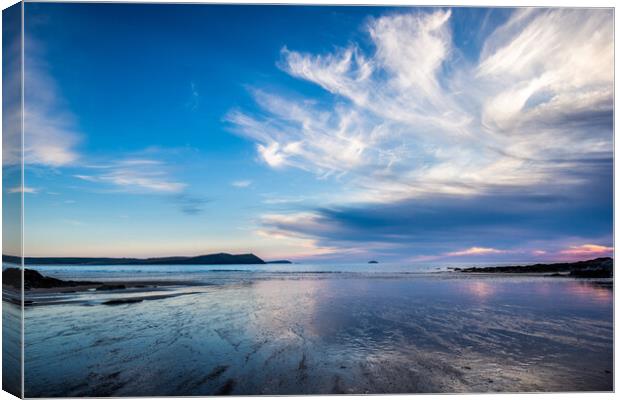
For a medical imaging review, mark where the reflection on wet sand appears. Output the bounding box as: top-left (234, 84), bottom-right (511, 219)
top-left (460, 281), bottom-right (496, 299)
top-left (565, 280), bottom-right (613, 304)
top-left (24, 275), bottom-right (612, 396)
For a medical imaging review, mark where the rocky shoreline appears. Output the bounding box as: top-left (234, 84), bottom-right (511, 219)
top-left (3, 267), bottom-right (100, 290)
top-left (455, 257), bottom-right (613, 278)
top-left (2, 268), bottom-right (204, 307)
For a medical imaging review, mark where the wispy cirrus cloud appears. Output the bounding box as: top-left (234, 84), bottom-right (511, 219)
top-left (74, 159), bottom-right (186, 193)
top-left (73, 154), bottom-right (211, 215)
top-left (231, 180), bottom-right (252, 188)
top-left (7, 186), bottom-right (38, 194)
top-left (228, 9), bottom-right (612, 203)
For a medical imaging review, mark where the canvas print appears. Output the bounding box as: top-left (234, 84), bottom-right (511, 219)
top-left (2, 3), bottom-right (614, 397)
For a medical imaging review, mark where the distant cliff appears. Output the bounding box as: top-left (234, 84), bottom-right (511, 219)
top-left (2, 252), bottom-right (266, 266)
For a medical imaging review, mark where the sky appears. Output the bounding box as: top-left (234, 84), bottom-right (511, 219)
top-left (7, 4), bottom-right (613, 263)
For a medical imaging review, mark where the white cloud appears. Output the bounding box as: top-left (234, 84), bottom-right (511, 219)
top-left (257, 142), bottom-right (287, 168)
top-left (231, 180), bottom-right (252, 188)
top-left (75, 159), bottom-right (186, 193)
top-left (228, 9), bottom-right (612, 204)
top-left (369, 9), bottom-right (451, 98)
top-left (445, 246), bottom-right (505, 257)
top-left (7, 186), bottom-right (38, 194)
top-left (261, 194), bottom-right (306, 205)
top-left (477, 9), bottom-right (613, 163)
top-left (281, 45), bottom-right (372, 106)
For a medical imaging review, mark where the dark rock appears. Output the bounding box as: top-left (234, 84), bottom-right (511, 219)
top-left (102, 298), bottom-right (144, 305)
top-left (96, 284), bottom-right (126, 291)
top-left (2, 268), bottom-right (100, 290)
top-left (458, 257), bottom-right (612, 278)
top-left (2, 267), bottom-right (23, 289)
top-left (570, 268), bottom-right (612, 278)
top-left (368, 260), bottom-right (379, 264)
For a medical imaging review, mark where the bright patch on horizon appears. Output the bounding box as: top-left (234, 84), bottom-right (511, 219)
top-left (446, 247), bottom-right (505, 257)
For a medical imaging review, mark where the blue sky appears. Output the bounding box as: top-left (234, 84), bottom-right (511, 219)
top-left (12, 4), bottom-right (613, 263)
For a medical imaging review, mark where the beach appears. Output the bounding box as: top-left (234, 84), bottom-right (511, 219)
top-left (6, 263), bottom-right (612, 396)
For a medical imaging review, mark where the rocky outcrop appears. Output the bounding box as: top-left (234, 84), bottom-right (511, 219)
top-left (2, 268), bottom-right (100, 290)
top-left (457, 257), bottom-right (612, 278)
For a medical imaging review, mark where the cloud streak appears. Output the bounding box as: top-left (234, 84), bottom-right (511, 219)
top-left (75, 159), bottom-right (187, 193)
top-left (231, 180), bottom-right (252, 188)
top-left (559, 244), bottom-right (613, 257)
top-left (7, 186), bottom-right (38, 194)
top-left (173, 194), bottom-right (211, 215)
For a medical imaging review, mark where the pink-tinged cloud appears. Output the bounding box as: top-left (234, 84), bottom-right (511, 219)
top-left (559, 244), bottom-right (613, 257)
top-left (446, 246), bottom-right (505, 257)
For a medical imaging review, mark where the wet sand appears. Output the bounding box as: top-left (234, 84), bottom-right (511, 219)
top-left (18, 272), bottom-right (613, 396)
